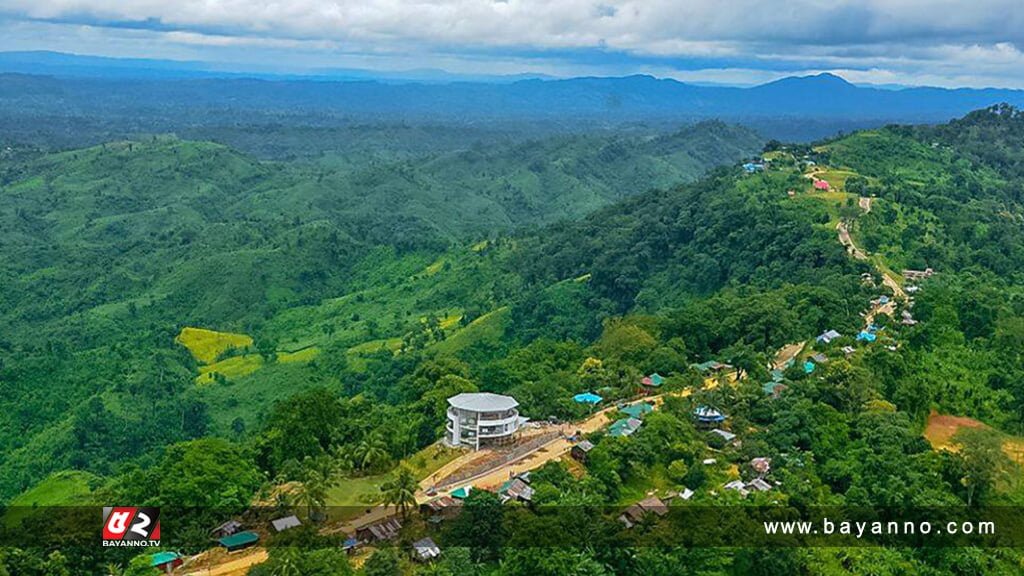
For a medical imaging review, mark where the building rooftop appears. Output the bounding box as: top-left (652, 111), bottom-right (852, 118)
top-left (150, 552), bottom-right (181, 567)
top-left (448, 392), bottom-right (518, 412)
top-left (413, 537), bottom-right (441, 561)
top-left (219, 531), bottom-right (259, 549)
top-left (271, 515), bottom-right (302, 532)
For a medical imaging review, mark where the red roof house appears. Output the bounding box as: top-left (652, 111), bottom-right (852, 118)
top-left (813, 179), bottom-right (831, 191)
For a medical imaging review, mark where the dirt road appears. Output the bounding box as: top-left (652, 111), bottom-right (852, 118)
top-left (773, 342), bottom-right (805, 370)
top-left (182, 548), bottom-right (268, 576)
top-left (427, 371), bottom-right (737, 492)
top-left (837, 221), bottom-right (868, 260)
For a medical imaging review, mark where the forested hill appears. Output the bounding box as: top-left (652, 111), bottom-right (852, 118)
top-left (4, 105), bottom-right (1024, 572)
top-left (0, 121), bottom-right (760, 499)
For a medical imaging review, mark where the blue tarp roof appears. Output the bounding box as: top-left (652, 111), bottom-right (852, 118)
top-left (857, 331), bottom-right (877, 342)
top-left (150, 552), bottom-right (180, 567)
top-left (804, 361), bottom-right (816, 374)
top-left (694, 406), bottom-right (726, 423)
top-left (573, 392), bottom-right (603, 404)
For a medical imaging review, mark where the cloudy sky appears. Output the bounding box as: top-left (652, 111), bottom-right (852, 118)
top-left (2, 0), bottom-right (1024, 87)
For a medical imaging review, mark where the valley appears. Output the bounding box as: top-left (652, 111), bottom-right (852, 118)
top-left (3, 100), bottom-right (1024, 575)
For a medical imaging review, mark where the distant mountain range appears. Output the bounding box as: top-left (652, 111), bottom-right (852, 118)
top-left (3, 51), bottom-right (1024, 141)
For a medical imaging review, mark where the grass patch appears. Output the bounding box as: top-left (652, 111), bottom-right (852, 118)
top-left (325, 444), bottom-right (462, 521)
top-left (432, 307), bottom-right (509, 356)
top-left (5, 471), bottom-right (100, 527)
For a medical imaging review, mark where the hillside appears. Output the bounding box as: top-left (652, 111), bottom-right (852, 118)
top-left (4, 108), bottom-right (1024, 576)
top-left (0, 122), bottom-right (760, 500)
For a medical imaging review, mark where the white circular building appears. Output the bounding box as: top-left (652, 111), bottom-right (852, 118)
top-left (445, 392), bottom-right (526, 450)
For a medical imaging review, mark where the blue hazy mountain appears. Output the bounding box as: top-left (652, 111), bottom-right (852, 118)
top-left (3, 52), bottom-right (1024, 141)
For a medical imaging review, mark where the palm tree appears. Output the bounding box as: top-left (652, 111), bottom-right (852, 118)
top-left (270, 548), bottom-right (303, 576)
top-left (354, 433), bottom-right (390, 471)
top-left (298, 470), bottom-right (329, 523)
top-left (381, 466), bottom-right (419, 519)
top-left (104, 563), bottom-right (125, 576)
top-left (274, 490), bottom-right (295, 516)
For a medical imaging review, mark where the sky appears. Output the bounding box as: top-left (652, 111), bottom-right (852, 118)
top-left (2, 0), bottom-right (1024, 87)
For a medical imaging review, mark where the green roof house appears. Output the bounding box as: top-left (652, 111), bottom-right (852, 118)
top-left (150, 551), bottom-right (183, 572)
top-left (608, 417), bottom-right (643, 437)
top-left (218, 531), bottom-right (259, 552)
top-left (620, 403), bottom-right (654, 419)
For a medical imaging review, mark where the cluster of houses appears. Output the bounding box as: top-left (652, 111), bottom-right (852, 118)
top-left (609, 402), bottom-right (655, 437)
top-left (902, 268), bottom-right (935, 282)
top-left (692, 360), bottom-right (733, 375)
top-left (745, 156), bottom-right (770, 172)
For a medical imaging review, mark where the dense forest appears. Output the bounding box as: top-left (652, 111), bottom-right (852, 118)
top-left (3, 105), bottom-right (1024, 575)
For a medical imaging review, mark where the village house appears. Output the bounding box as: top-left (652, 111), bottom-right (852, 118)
top-left (271, 515), bottom-right (301, 533)
top-left (667, 488), bottom-right (694, 502)
top-left (816, 329), bottom-right (841, 344)
top-left (420, 495), bottom-right (463, 520)
top-left (620, 402), bottom-right (654, 420)
top-left (412, 537), bottom-right (442, 562)
top-left (571, 439), bottom-right (595, 462)
top-left (723, 480), bottom-right (749, 497)
top-left (710, 428), bottom-right (737, 443)
top-left (813, 179), bottom-right (831, 190)
top-left (725, 478), bottom-right (772, 497)
top-left (750, 457), bottom-right (771, 476)
top-left (218, 531), bottom-right (259, 553)
top-left (609, 417), bottom-right (643, 437)
top-left (445, 392), bottom-right (525, 450)
top-left (573, 392), bottom-right (603, 405)
top-left (641, 373), bottom-right (665, 389)
top-left (902, 268), bottom-right (935, 281)
top-left (694, 406), bottom-right (726, 427)
top-left (692, 360), bottom-right (732, 375)
top-left (748, 478), bottom-right (773, 492)
top-left (210, 519), bottom-right (243, 538)
top-left (150, 552), bottom-right (183, 574)
top-left (357, 518), bottom-right (402, 543)
top-left (499, 477), bottom-right (535, 504)
top-left (618, 496), bottom-right (669, 528)
top-left (763, 380), bottom-right (788, 397)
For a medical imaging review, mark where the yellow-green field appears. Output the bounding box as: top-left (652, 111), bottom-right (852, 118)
top-left (279, 347), bottom-right (321, 363)
top-left (422, 258), bottom-right (446, 276)
top-left (176, 327), bottom-right (253, 364)
top-left (197, 355), bottom-right (263, 384)
top-left (438, 313), bottom-right (464, 330)
top-left (196, 348), bottom-right (321, 384)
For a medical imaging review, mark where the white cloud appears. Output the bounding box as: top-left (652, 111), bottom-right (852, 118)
top-left (2, 1), bottom-right (1024, 87)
